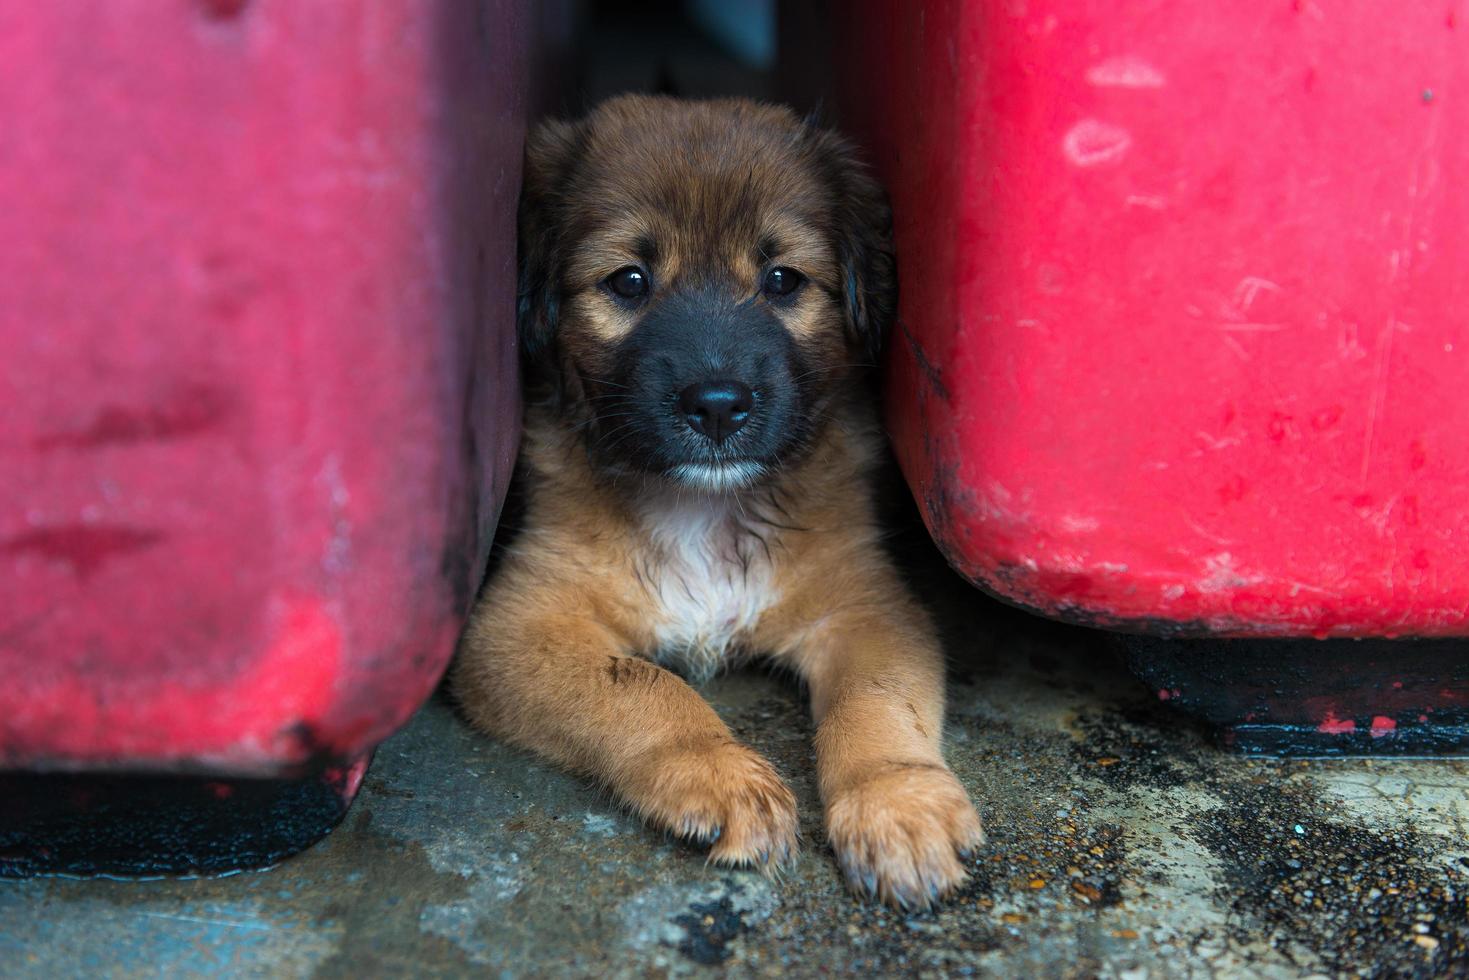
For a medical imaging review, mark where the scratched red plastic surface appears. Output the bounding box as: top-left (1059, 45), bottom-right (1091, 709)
top-left (836, 1), bottom-right (1469, 637)
top-left (0, 1), bottom-right (527, 771)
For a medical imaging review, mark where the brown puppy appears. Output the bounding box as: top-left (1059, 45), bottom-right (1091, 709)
top-left (453, 95), bottom-right (983, 909)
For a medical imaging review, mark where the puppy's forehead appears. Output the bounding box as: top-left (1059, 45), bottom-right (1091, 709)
top-left (575, 102), bottom-right (833, 247)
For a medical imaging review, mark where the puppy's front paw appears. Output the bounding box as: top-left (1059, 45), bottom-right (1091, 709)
top-left (825, 763), bottom-right (984, 910)
top-left (628, 737), bottom-right (799, 872)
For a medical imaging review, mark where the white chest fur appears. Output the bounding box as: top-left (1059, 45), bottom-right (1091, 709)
top-left (637, 493), bottom-right (780, 684)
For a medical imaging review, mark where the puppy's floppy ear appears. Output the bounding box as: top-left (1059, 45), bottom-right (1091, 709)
top-left (517, 118), bottom-right (585, 361)
top-left (807, 127), bottom-right (897, 361)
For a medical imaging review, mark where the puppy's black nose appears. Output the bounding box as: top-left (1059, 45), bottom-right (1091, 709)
top-left (678, 380), bottom-right (753, 444)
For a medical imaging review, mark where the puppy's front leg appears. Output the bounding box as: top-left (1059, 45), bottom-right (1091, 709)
top-left (787, 602), bottom-right (984, 908)
top-left (453, 586), bottom-right (798, 870)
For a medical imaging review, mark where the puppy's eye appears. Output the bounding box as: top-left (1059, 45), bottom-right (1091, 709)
top-left (605, 266), bottom-right (649, 301)
top-left (762, 267), bottom-right (805, 299)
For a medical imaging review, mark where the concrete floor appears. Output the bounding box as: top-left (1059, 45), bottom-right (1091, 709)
top-left (4, 558), bottom-right (1468, 979)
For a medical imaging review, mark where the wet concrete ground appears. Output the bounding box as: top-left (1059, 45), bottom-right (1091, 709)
top-left (4, 552), bottom-right (1467, 979)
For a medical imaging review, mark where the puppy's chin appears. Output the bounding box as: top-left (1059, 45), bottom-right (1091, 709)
top-left (666, 460), bottom-right (769, 493)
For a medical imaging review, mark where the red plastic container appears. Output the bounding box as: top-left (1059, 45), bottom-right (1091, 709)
top-left (831, 0), bottom-right (1469, 640)
top-left (0, 0), bottom-right (539, 872)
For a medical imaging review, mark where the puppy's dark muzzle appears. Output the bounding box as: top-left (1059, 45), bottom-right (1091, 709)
top-left (589, 288), bottom-right (812, 480)
top-left (678, 380), bottom-right (753, 444)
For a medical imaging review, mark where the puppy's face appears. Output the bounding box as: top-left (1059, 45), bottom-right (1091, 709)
top-left (519, 97), bottom-right (894, 491)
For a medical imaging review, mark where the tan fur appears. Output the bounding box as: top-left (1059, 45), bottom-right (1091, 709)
top-left (452, 96), bottom-right (983, 910)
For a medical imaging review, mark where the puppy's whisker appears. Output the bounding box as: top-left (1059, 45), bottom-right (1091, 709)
top-left (573, 410), bottom-right (639, 433)
top-left (593, 429), bottom-right (657, 462)
top-left (592, 415), bottom-right (645, 441)
top-left (789, 361), bottom-right (875, 386)
top-left (591, 421), bottom-right (645, 452)
top-left (574, 411), bottom-right (643, 439)
top-left (589, 428), bottom-right (643, 453)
